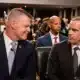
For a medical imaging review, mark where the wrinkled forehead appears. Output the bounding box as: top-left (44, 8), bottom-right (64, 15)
top-left (69, 21), bottom-right (80, 30)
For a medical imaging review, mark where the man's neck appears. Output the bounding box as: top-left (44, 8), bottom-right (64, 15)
top-left (4, 30), bottom-right (17, 41)
top-left (50, 30), bottom-right (59, 36)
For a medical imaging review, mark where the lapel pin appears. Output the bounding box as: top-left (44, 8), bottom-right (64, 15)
top-left (19, 45), bottom-right (22, 48)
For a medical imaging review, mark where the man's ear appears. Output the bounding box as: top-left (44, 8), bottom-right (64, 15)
top-left (48, 20), bottom-right (52, 29)
top-left (11, 20), bottom-right (17, 30)
top-left (48, 23), bottom-right (51, 29)
top-left (5, 19), bottom-right (8, 26)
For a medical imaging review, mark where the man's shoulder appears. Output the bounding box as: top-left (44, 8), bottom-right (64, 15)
top-left (59, 40), bottom-right (68, 44)
top-left (18, 40), bottom-right (34, 48)
top-left (37, 33), bottom-right (50, 40)
top-left (54, 40), bottom-right (68, 48)
top-left (50, 40), bottom-right (68, 54)
top-left (60, 34), bottom-right (68, 39)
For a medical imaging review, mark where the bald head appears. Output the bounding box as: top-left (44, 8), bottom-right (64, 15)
top-left (49, 15), bottom-right (61, 25)
top-left (49, 15), bottom-right (60, 22)
top-left (48, 15), bottom-right (61, 35)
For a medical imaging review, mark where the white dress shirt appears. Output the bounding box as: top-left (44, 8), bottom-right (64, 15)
top-left (49, 31), bottom-right (60, 45)
top-left (3, 32), bottom-right (18, 57)
top-left (72, 45), bottom-right (80, 66)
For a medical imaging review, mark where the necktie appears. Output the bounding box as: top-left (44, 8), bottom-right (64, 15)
top-left (8, 42), bottom-right (17, 74)
top-left (73, 47), bottom-right (79, 74)
top-left (54, 37), bottom-right (58, 44)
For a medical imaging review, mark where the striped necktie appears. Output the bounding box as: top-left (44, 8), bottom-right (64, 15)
top-left (54, 37), bottom-right (58, 44)
top-left (73, 47), bottom-right (80, 74)
top-left (8, 41), bottom-right (17, 74)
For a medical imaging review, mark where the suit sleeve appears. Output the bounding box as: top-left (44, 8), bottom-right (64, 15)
top-left (25, 47), bottom-right (36, 80)
top-left (36, 38), bottom-right (44, 47)
top-left (47, 45), bottom-right (60, 80)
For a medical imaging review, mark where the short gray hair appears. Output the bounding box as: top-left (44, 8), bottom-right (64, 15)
top-left (7, 8), bottom-right (32, 21)
top-left (71, 16), bottom-right (80, 22)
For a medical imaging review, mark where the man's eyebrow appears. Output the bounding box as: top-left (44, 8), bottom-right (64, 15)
top-left (69, 28), bottom-right (80, 31)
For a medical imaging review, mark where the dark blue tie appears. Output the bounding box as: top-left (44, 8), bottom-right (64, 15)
top-left (73, 47), bottom-right (79, 73)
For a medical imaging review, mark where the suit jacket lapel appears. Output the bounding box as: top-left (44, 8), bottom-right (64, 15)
top-left (68, 42), bottom-right (80, 77)
top-left (59, 34), bottom-right (66, 41)
top-left (68, 42), bottom-right (73, 67)
top-left (46, 33), bottom-right (52, 46)
top-left (76, 65), bottom-right (80, 77)
top-left (60, 41), bottom-right (73, 77)
top-left (67, 42), bottom-right (74, 75)
top-left (0, 33), bottom-right (9, 76)
top-left (11, 41), bottom-right (28, 75)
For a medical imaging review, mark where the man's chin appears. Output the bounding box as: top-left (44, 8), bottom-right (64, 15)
top-left (20, 37), bottom-right (27, 40)
top-left (54, 31), bottom-right (59, 35)
top-left (68, 40), bottom-right (76, 44)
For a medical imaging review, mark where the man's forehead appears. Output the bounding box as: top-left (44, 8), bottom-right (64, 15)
top-left (70, 21), bottom-right (80, 24)
top-left (70, 21), bottom-right (80, 27)
top-left (50, 18), bottom-right (61, 23)
top-left (69, 21), bottom-right (80, 29)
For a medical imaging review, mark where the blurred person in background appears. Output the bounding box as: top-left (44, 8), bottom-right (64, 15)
top-left (36, 17), bottom-right (50, 38)
top-left (33, 17), bottom-right (41, 33)
top-left (27, 17), bottom-right (42, 41)
top-left (60, 18), bottom-right (69, 36)
top-left (0, 17), bottom-right (6, 32)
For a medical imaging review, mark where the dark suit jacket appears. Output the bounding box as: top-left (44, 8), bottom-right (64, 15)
top-left (0, 33), bottom-right (36, 80)
top-left (36, 33), bottom-right (68, 47)
top-left (36, 33), bottom-right (67, 80)
top-left (47, 40), bottom-right (80, 80)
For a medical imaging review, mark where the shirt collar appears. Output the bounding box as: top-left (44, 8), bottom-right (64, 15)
top-left (49, 31), bottom-right (59, 39)
top-left (3, 32), bottom-right (13, 47)
top-left (72, 45), bottom-right (80, 50)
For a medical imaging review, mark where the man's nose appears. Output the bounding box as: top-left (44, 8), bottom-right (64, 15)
top-left (27, 27), bottom-right (30, 33)
top-left (68, 29), bottom-right (73, 35)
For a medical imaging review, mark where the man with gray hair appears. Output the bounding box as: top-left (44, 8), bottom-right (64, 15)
top-left (0, 8), bottom-right (36, 80)
top-left (47, 16), bottom-right (80, 80)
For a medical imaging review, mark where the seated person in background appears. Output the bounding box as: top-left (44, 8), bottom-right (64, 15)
top-left (36, 17), bottom-right (50, 39)
top-left (60, 18), bottom-right (69, 36)
top-left (0, 18), bottom-right (6, 32)
top-left (36, 15), bottom-right (67, 47)
top-left (47, 16), bottom-right (80, 80)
